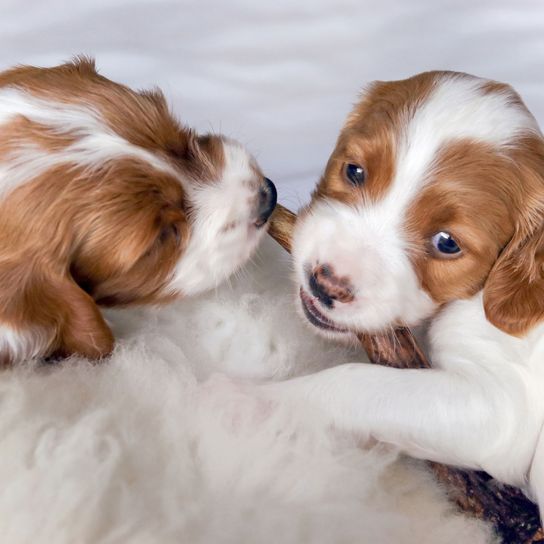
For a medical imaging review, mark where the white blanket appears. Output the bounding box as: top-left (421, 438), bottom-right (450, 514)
top-left (0, 239), bottom-right (492, 543)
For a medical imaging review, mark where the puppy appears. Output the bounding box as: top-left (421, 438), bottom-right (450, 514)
top-left (274, 72), bottom-right (544, 514)
top-left (0, 58), bottom-right (276, 365)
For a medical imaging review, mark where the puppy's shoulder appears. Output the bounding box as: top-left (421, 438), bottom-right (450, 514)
top-left (428, 293), bottom-right (535, 370)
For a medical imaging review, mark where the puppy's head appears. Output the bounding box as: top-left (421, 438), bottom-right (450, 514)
top-left (294, 71), bottom-right (544, 340)
top-left (0, 59), bottom-right (276, 362)
top-left (68, 133), bottom-right (276, 306)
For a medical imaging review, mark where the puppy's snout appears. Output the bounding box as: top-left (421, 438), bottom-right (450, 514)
top-left (309, 264), bottom-right (355, 308)
top-left (255, 177), bottom-right (277, 227)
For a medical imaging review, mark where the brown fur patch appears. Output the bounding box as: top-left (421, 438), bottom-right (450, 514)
top-left (0, 58), bottom-right (225, 182)
top-left (0, 117), bottom-right (78, 155)
top-left (405, 140), bottom-right (519, 304)
top-left (313, 71), bottom-right (439, 205)
top-left (482, 136), bottom-right (544, 335)
top-left (308, 70), bottom-right (544, 336)
top-left (0, 157), bottom-right (188, 360)
top-left (404, 133), bottom-right (544, 335)
top-left (0, 58), bottom-right (230, 361)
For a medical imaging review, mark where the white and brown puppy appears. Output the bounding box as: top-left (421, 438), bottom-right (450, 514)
top-left (0, 58), bottom-right (276, 365)
top-left (273, 72), bottom-right (544, 514)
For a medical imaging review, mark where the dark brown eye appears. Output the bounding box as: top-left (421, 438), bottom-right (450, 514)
top-left (344, 163), bottom-right (366, 186)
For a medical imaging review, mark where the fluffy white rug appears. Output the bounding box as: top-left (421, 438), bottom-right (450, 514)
top-left (0, 238), bottom-right (493, 543)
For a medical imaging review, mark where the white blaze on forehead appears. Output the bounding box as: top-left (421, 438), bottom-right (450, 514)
top-left (0, 87), bottom-right (187, 198)
top-left (380, 73), bottom-right (541, 221)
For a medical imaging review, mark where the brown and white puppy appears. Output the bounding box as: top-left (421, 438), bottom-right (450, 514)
top-left (270, 72), bottom-right (544, 517)
top-left (0, 58), bottom-right (276, 365)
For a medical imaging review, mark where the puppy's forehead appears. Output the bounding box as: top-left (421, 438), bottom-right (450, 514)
top-left (342, 71), bottom-right (539, 211)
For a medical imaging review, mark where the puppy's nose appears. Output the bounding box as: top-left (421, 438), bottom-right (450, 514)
top-left (255, 177), bottom-right (277, 227)
top-left (309, 264), bottom-right (354, 308)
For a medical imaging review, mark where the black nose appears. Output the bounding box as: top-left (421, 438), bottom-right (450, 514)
top-left (255, 177), bottom-right (277, 227)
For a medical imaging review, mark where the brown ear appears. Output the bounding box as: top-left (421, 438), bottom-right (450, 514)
top-left (70, 162), bottom-right (188, 307)
top-left (483, 219), bottom-right (544, 336)
top-left (0, 266), bottom-right (114, 364)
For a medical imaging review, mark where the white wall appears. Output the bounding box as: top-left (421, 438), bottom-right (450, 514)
top-left (1, 0), bottom-right (543, 208)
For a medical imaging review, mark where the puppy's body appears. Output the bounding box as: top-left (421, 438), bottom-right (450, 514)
top-left (275, 72), bottom-right (544, 513)
top-left (0, 59), bottom-right (276, 364)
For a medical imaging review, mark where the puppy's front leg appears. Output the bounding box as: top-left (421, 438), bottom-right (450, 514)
top-left (268, 362), bottom-right (532, 485)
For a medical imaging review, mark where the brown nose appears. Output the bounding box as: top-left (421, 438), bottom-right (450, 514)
top-left (309, 264), bottom-right (354, 308)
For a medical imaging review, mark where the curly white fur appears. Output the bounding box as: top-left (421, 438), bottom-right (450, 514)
top-left (0, 239), bottom-right (491, 544)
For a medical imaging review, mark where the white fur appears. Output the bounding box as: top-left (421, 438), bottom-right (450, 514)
top-left (0, 324), bottom-right (50, 363)
top-left (0, 87), bottom-right (268, 354)
top-left (390, 74), bottom-right (539, 217)
top-left (270, 296), bottom-right (544, 490)
top-left (0, 239), bottom-right (491, 543)
top-left (0, 88), bottom-right (187, 197)
top-left (285, 72), bottom-right (544, 520)
top-left (168, 139), bottom-right (268, 296)
top-left (294, 73), bottom-right (541, 333)
top-left (293, 199), bottom-right (436, 332)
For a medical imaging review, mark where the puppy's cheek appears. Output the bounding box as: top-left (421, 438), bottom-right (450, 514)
top-left (166, 217), bottom-right (267, 297)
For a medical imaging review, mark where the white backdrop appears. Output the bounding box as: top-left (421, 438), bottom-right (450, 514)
top-left (2, 0), bottom-right (543, 210)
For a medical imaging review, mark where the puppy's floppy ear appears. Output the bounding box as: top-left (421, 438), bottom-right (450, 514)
top-left (0, 264), bottom-right (114, 364)
top-left (483, 201), bottom-right (544, 337)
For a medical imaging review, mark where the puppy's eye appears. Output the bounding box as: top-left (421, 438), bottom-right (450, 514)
top-left (160, 224), bottom-right (181, 245)
top-left (171, 224), bottom-right (181, 244)
top-left (431, 232), bottom-right (461, 257)
top-left (344, 163), bottom-right (366, 186)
